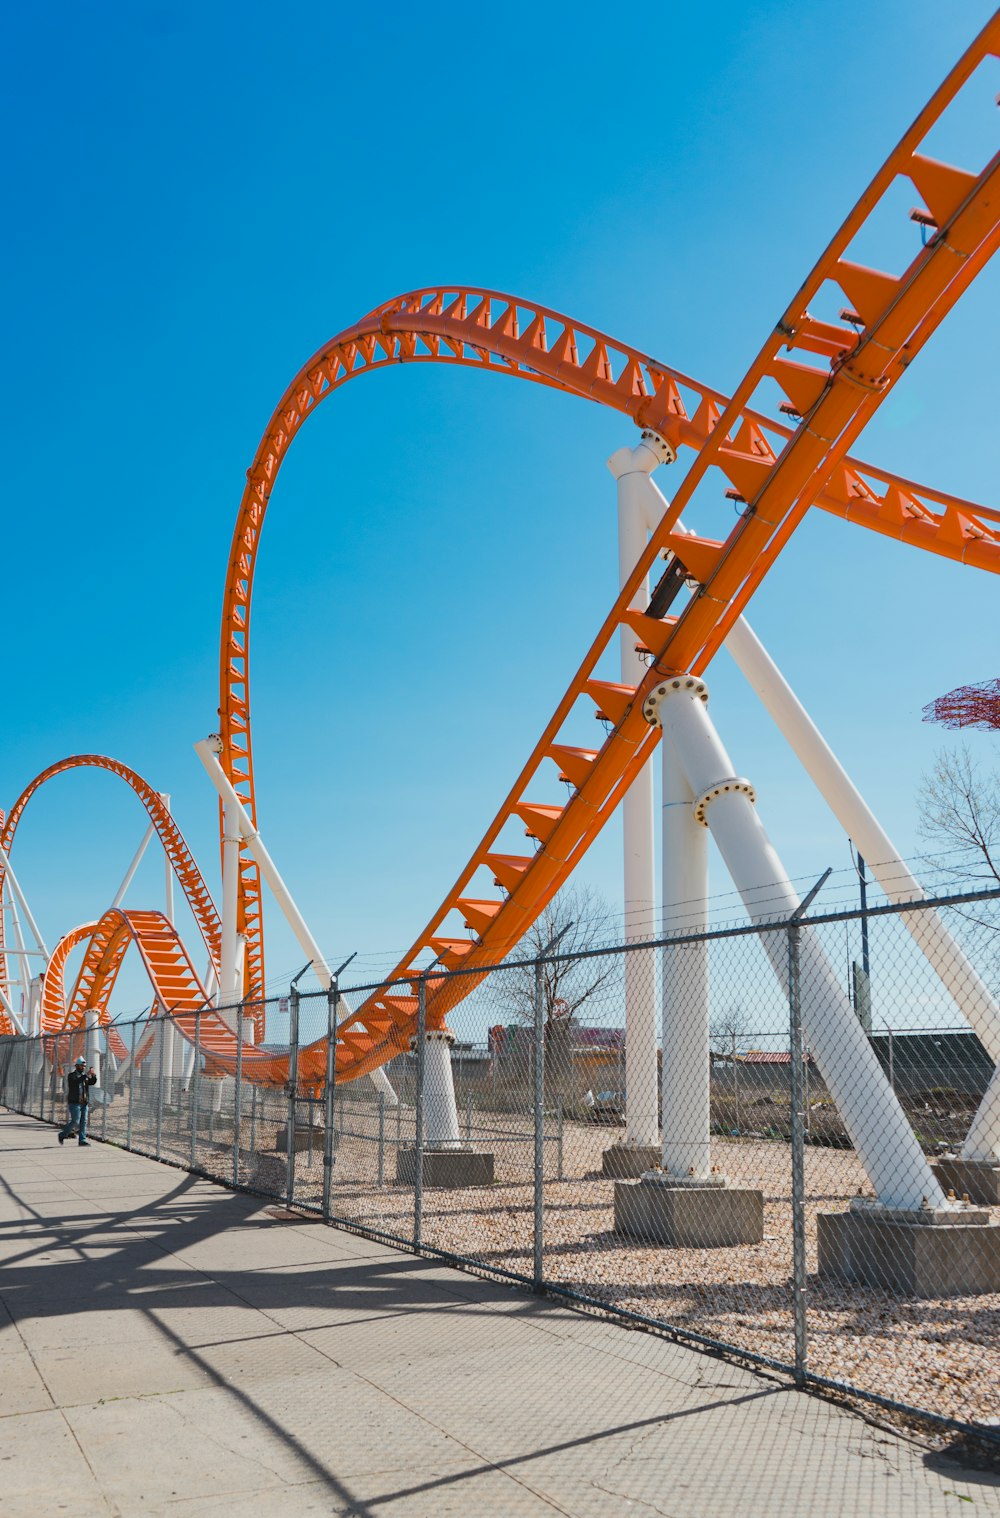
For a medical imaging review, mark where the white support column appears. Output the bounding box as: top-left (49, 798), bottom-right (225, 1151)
top-left (85, 1009), bottom-right (101, 1086)
top-left (644, 677), bottom-right (948, 1212)
top-left (0, 845), bottom-right (49, 961)
top-left (660, 740), bottom-right (711, 1179)
top-left (195, 736), bottom-right (396, 1104)
top-left (5, 879), bottom-right (34, 1027)
top-left (160, 794), bottom-right (176, 926)
top-left (607, 431), bottom-right (675, 1148)
top-left (423, 1031), bottom-right (462, 1147)
top-left (112, 823), bottom-right (156, 910)
top-left (219, 796), bottom-right (241, 1018)
top-left (628, 465), bottom-right (1000, 1164)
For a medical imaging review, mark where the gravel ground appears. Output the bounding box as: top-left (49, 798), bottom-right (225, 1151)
top-left (91, 1093), bottom-right (1000, 1429)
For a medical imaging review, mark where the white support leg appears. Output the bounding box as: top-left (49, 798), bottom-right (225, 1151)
top-left (112, 823), bottom-right (156, 910)
top-left (85, 1009), bottom-right (101, 1087)
top-left (5, 879), bottom-right (34, 1027)
top-left (160, 794), bottom-right (176, 926)
top-left (0, 845), bottom-right (49, 961)
top-left (608, 434), bottom-right (673, 1148)
top-left (628, 463), bottom-right (1000, 1164)
top-left (644, 677), bottom-right (948, 1212)
top-left (219, 796), bottom-right (241, 1022)
top-left (660, 740), bottom-right (711, 1179)
top-left (422, 1031), bottom-right (462, 1147)
top-left (196, 736), bottom-right (397, 1104)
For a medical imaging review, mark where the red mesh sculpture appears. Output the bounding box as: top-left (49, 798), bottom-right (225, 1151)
top-left (923, 679), bottom-right (1000, 732)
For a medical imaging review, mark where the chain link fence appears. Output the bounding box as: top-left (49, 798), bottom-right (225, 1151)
top-left (2, 884), bottom-right (998, 1441)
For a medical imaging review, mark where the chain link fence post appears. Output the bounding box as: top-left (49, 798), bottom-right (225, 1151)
top-left (377, 1088), bottom-right (386, 1188)
top-left (155, 1017), bottom-right (165, 1161)
top-left (286, 985), bottom-right (300, 1208)
top-left (190, 1007), bottom-right (201, 1170)
top-left (323, 980), bottom-right (337, 1218)
top-left (414, 976), bottom-right (426, 1250)
top-left (787, 916), bottom-right (808, 1385)
top-left (533, 955), bottom-right (545, 1288)
top-left (233, 999), bottom-right (244, 1187)
top-left (126, 1021), bottom-right (137, 1151)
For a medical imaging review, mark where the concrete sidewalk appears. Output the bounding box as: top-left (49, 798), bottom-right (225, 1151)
top-left (0, 1112), bottom-right (996, 1517)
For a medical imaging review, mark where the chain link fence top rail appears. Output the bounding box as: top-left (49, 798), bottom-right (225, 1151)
top-left (1, 883), bottom-right (998, 1441)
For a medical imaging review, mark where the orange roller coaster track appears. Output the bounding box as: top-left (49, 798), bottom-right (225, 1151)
top-left (0, 756), bottom-right (221, 1034)
top-left (4, 24), bottom-right (997, 1079)
top-left (209, 20), bottom-right (999, 1084)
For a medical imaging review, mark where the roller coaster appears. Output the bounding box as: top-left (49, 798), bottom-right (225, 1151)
top-left (1, 20), bottom-right (999, 1204)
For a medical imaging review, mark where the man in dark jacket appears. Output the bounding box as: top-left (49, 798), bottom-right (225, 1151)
top-left (58, 1056), bottom-right (97, 1147)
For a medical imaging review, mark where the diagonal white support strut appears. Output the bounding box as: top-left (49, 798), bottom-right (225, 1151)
top-left (645, 677), bottom-right (948, 1211)
top-left (628, 459), bottom-right (1000, 1163)
top-left (194, 736), bottom-right (397, 1105)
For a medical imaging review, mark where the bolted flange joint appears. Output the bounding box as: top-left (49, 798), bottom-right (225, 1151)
top-left (640, 429), bottom-right (677, 466)
top-left (692, 777), bottom-right (756, 827)
top-left (410, 1027), bottom-right (456, 1051)
top-left (642, 676), bottom-right (709, 728)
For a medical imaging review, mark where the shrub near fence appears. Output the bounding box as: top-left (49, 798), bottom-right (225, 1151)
top-left (2, 885), bottom-right (999, 1441)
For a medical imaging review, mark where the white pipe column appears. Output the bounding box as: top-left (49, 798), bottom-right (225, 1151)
top-left (85, 1009), bottom-right (101, 1086)
top-left (422, 1031), bottom-right (462, 1148)
top-left (195, 736), bottom-right (397, 1104)
top-left (660, 740), bottom-right (711, 1178)
top-left (112, 823), bottom-right (155, 909)
top-left (0, 845), bottom-right (49, 961)
top-left (5, 880), bottom-right (33, 1028)
top-left (628, 463), bottom-right (1000, 1165)
top-left (219, 796), bottom-right (241, 1020)
top-left (607, 432), bottom-right (674, 1148)
top-left (160, 794), bottom-right (176, 926)
top-left (644, 677), bottom-right (948, 1212)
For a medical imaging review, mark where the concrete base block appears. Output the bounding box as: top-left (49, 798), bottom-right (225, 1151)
top-left (396, 1146), bottom-right (495, 1188)
top-left (601, 1143), bottom-right (661, 1179)
top-left (931, 1156), bottom-right (1000, 1207)
top-left (613, 1176), bottom-right (764, 1247)
top-left (275, 1124), bottom-right (325, 1154)
top-left (817, 1206), bottom-right (1000, 1296)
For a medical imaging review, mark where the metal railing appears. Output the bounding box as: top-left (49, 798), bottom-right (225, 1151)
top-left (2, 882), bottom-right (998, 1442)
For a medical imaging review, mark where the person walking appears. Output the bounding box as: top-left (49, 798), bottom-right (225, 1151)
top-left (58, 1055), bottom-right (97, 1146)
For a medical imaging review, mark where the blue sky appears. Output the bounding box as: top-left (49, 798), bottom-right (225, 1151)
top-left (2, 1), bottom-right (997, 1024)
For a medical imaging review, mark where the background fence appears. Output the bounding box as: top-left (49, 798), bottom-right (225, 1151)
top-left (2, 884), bottom-right (998, 1441)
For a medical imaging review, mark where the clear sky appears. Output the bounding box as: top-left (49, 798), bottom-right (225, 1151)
top-left (2, 1), bottom-right (997, 1024)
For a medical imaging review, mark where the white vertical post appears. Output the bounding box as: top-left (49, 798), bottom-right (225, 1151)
top-left (643, 677), bottom-right (948, 1212)
top-left (160, 794), bottom-right (175, 926)
top-left (0, 846), bottom-right (49, 961)
top-left (85, 1009), bottom-right (101, 1086)
top-left (219, 797), bottom-right (241, 1024)
top-left (607, 433), bottom-right (673, 1148)
top-left (5, 880), bottom-right (32, 1029)
top-left (660, 739), bottom-right (711, 1178)
top-left (423, 1031), bottom-right (462, 1147)
top-left (195, 736), bottom-right (396, 1102)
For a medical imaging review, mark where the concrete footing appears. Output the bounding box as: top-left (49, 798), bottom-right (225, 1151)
top-left (396, 1145), bottom-right (495, 1188)
top-left (275, 1123), bottom-right (326, 1154)
top-left (817, 1203), bottom-right (1000, 1297)
top-left (613, 1174), bottom-right (764, 1247)
top-left (601, 1143), bottom-right (661, 1179)
top-left (930, 1156), bottom-right (1000, 1207)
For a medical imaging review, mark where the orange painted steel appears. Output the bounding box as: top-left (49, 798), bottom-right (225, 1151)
top-left (50, 907), bottom-right (281, 1080)
top-left (0, 755), bottom-right (222, 1036)
top-left (210, 19), bottom-right (999, 1087)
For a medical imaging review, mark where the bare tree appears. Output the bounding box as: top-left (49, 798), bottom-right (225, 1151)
top-left (709, 1004), bottom-right (754, 1058)
top-left (919, 745), bottom-right (1000, 887)
top-left (500, 884), bottom-right (618, 1027)
top-left (918, 744), bottom-right (1000, 980)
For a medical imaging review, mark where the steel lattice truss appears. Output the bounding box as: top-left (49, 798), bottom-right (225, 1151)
top-left (924, 678), bottom-right (1000, 731)
top-left (1, 18), bottom-right (998, 1080)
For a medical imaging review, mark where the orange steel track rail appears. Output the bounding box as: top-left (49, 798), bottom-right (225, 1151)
top-left (211, 20), bottom-right (999, 1086)
top-left (47, 907), bottom-right (289, 1081)
top-left (0, 756), bottom-right (221, 1036)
